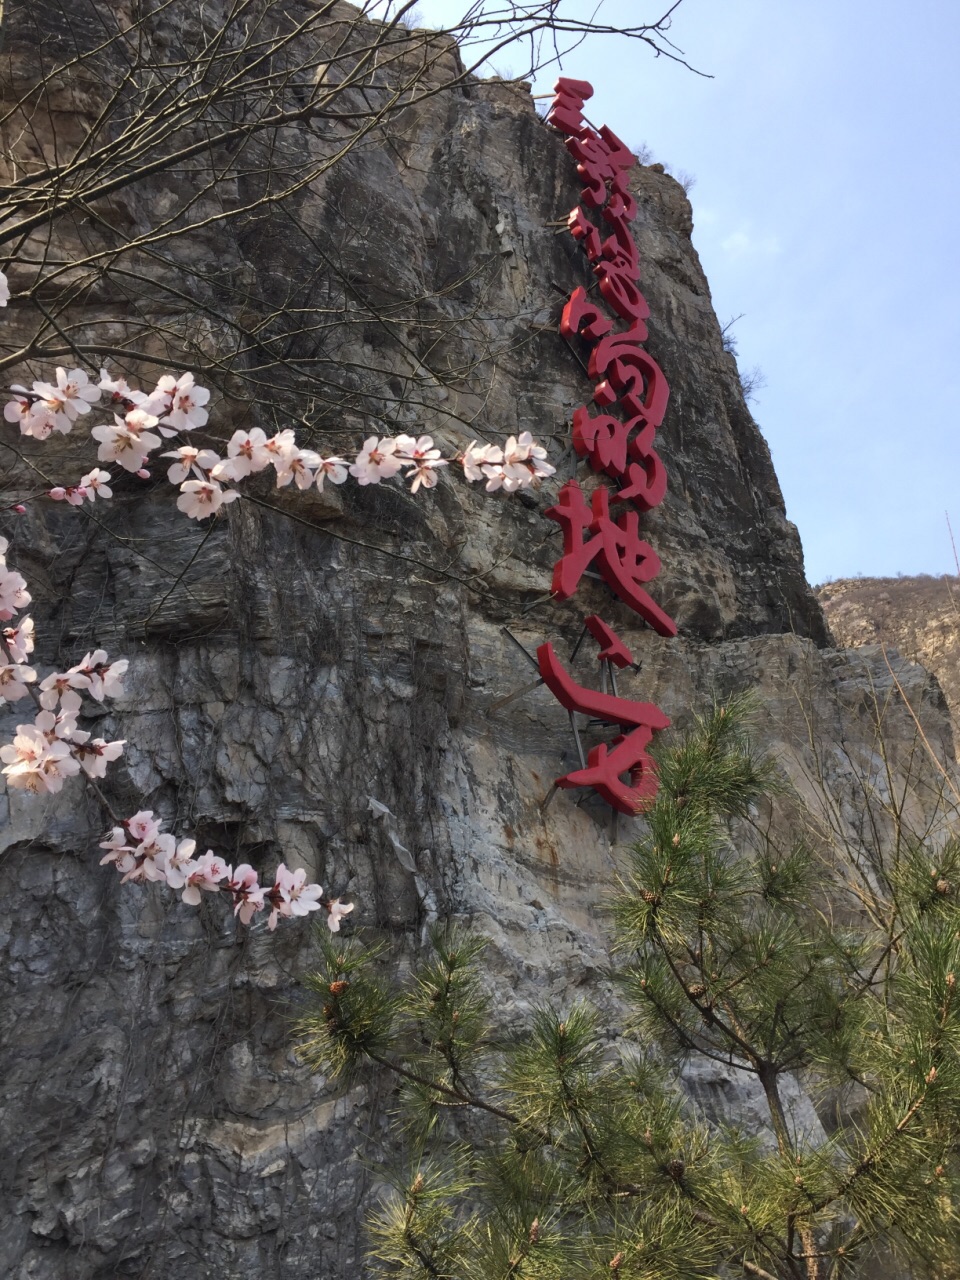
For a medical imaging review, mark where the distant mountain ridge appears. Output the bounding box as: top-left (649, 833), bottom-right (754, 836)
top-left (817, 574), bottom-right (960, 731)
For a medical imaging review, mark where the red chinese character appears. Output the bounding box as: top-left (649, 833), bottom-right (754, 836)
top-left (599, 210), bottom-right (640, 269)
top-left (564, 126), bottom-right (636, 209)
top-left (602, 182), bottom-right (637, 223)
top-left (566, 206), bottom-right (602, 261)
top-left (616, 437), bottom-right (668, 512)
top-left (537, 640), bottom-right (670, 812)
top-left (588, 332), bottom-right (669, 429)
top-left (572, 405), bottom-right (630, 475)
top-left (594, 258), bottom-right (648, 327)
top-left (583, 615), bottom-right (634, 668)
top-left (546, 481), bottom-right (677, 636)
top-left (571, 409), bottom-right (667, 512)
top-left (561, 286), bottom-right (613, 344)
top-left (547, 77), bottom-right (593, 136)
top-left (569, 731), bottom-right (661, 811)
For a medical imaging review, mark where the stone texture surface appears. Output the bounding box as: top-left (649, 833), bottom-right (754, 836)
top-left (0, 5), bottom-right (956, 1278)
top-left (818, 574), bottom-right (960, 731)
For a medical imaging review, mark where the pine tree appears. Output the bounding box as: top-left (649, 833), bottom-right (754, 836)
top-left (295, 697), bottom-right (960, 1280)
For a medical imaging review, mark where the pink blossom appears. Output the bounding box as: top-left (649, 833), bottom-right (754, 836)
top-left (462, 441), bottom-right (503, 482)
top-left (3, 618), bottom-right (34, 662)
top-left (479, 462), bottom-right (516, 492)
top-left (163, 445), bottom-right (220, 484)
top-left (39, 669), bottom-right (91, 709)
top-left (228, 863), bottom-right (266, 924)
top-left (394, 434), bottom-right (448, 492)
top-left (0, 662), bottom-right (36, 701)
top-left (4, 391), bottom-right (57, 439)
top-left (137, 833), bottom-right (178, 884)
top-left (68, 651), bottom-right (128, 701)
top-left (35, 742), bottom-right (82, 791)
top-left (1, 723), bottom-right (48, 769)
top-left (48, 485), bottom-right (87, 506)
top-left (315, 456), bottom-right (349, 489)
top-left (74, 737), bottom-right (125, 778)
top-left (274, 446), bottom-right (320, 490)
top-left (156, 373), bottom-right (210, 433)
top-left (0, 565), bottom-right (31, 619)
top-left (181, 850), bottom-right (230, 905)
top-left (471, 433), bottom-right (555, 490)
top-left (92, 418), bottom-right (162, 471)
top-left (99, 369), bottom-right (144, 407)
top-left (516, 432), bottom-right (556, 481)
top-left (155, 837), bottom-right (197, 889)
top-left (349, 436), bottom-right (404, 485)
top-left (99, 827), bottom-right (135, 871)
top-left (216, 428), bottom-right (271, 480)
top-left (125, 406), bottom-right (161, 434)
top-left (32, 367), bottom-right (100, 424)
top-left (118, 829), bottom-right (172, 884)
top-left (326, 898), bottom-right (355, 933)
top-left (126, 809), bottom-right (163, 845)
top-left (63, 651), bottom-right (105, 694)
top-left (264, 862), bottom-right (324, 929)
top-left (284, 868), bottom-right (324, 917)
top-left (4, 392), bottom-right (35, 429)
top-left (97, 658), bottom-right (129, 700)
top-left (177, 479), bottom-right (239, 520)
top-left (396, 434), bottom-right (436, 462)
top-left (35, 693), bottom-right (82, 742)
top-left (263, 429), bottom-right (297, 460)
top-left (79, 469), bottom-right (113, 501)
top-left (405, 456), bottom-right (448, 493)
top-left (102, 820), bottom-right (189, 886)
top-left (502, 432), bottom-right (555, 486)
top-left (1, 725), bottom-right (80, 793)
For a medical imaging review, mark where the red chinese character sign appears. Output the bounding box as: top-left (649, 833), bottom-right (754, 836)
top-left (537, 639), bottom-right (669, 811)
top-left (546, 482), bottom-right (676, 637)
top-left (532, 75), bottom-right (675, 816)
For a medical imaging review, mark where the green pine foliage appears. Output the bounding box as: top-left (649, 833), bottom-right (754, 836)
top-left (295, 697), bottom-right (960, 1280)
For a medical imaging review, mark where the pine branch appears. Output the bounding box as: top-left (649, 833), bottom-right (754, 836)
top-left (367, 1050), bottom-right (524, 1129)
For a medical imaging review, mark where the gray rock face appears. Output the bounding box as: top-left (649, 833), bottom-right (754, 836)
top-left (818, 574), bottom-right (960, 731)
top-left (0, 5), bottom-right (955, 1278)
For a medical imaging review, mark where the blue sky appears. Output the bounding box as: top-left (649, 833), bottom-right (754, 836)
top-left (407, 1), bottom-right (960, 584)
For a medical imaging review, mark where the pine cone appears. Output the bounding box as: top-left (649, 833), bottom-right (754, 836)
top-left (666, 1158), bottom-right (685, 1182)
top-left (328, 980), bottom-right (350, 996)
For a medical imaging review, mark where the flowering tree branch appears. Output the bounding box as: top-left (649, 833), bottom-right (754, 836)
top-left (0, 266), bottom-right (557, 934)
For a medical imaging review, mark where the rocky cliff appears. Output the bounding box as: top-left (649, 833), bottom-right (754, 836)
top-left (0, 5), bottom-right (956, 1278)
top-left (818, 575), bottom-right (960, 731)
